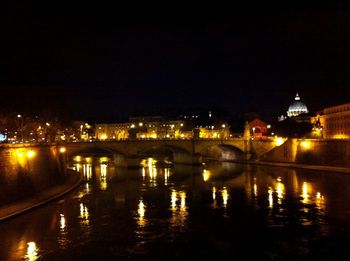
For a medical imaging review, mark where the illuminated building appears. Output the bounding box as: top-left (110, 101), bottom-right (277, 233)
top-left (248, 118), bottom-right (269, 139)
top-left (312, 102), bottom-right (350, 139)
top-left (287, 93), bottom-right (309, 117)
top-left (96, 123), bottom-right (130, 140)
top-left (279, 93), bottom-right (309, 121)
top-left (96, 117), bottom-right (190, 140)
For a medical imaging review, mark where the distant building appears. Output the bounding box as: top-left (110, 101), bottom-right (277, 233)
top-left (279, 93), bottom-right (309, 121)
top-left (287, 93), bottom-right (309, 117)
top-left (313, 102), bottom-right (350, 139)
top-left (96, 117), bottom-right (191, 140)
top-left (248, 118), bottom-right (269, 139)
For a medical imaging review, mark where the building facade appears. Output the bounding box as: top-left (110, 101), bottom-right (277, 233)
top-left (313, 102), bottom-right (350, 139)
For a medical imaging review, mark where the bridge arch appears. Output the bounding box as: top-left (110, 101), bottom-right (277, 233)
top-left (204, 144), bottom-right (244, 161)
top-left (137, 144), bottom-right (193, 164)
top-left (69, 147), bottom-right (127, 165)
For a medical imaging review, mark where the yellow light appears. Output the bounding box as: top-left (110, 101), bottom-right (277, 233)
top-left (79, 203), bottom-right (90, 225)
top-left (302, 182), bottom-right (311, 204)
top-left (202, 169), bottom-right (211, 182)
top-left (25, 242), bottom-right (39, 261)
top-left (27, 150), bottom-right (36, 158)
top-left (74, 156), bottom-right (82, 162)
top-left (300, 140), bottom-right (311, 150)
top-left (212, 186), bottom-right (216, 200)
top-left (334, 134), bottom-right (349, 139)
top-left (171, 190), bottom-right (177, 210)
top-left (139, 122), bottom-right (143, 127)
top-left (100, 164), bottom-right (107, 190)
top-left (180, 191), bottom-right (186, 210)
top-left (275, 137), bottom-right (285, 146)
top-left (100, 134), bottom-right (107, 140)
top-left (268, 187), bottom-right (273, 208)
top-left (276, 178), bottom-right (285, 204)
top-left (59, 147), bottom-right (66, 153)
top-left (222, 187), bottom-right (228, 208)
top-left (60, 214), bottom-right (66, 230)
top-left (164, 168), bottom-right (170, 185)
top-left (253, 178), bottom-right (258, 197)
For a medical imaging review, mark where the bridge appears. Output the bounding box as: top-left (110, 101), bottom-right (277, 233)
top-left (64, 139), bottom-right (278, 166)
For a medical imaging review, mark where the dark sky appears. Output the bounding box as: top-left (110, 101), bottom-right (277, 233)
top-left (1, 3), bottom-right (350, 121)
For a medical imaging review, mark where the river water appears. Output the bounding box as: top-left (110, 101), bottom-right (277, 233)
top-left (1, 157), bottom-right (350, 260)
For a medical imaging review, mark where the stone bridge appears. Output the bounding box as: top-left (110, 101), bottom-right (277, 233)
top-left (63, 139), bottom-right (278, 165)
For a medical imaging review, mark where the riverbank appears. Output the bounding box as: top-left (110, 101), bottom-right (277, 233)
top-left (0, 170), bottom-right (81, 222)
top-left (233, 159), bottom-right (350, 174)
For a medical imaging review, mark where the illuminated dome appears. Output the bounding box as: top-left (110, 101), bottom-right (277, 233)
top-left (287, 93), bottom-right (308, 117)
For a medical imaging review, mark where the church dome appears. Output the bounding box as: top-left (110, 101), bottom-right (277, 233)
top-left (287, 93), bottom-right (308, 117)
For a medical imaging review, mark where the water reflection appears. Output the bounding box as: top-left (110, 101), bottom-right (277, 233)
top-left (24, 242), bottom-right (39, 261)
top-left (221, 187), bottom-right (228, 208)
top-left (58, 213), bottom-right (70, 249)
top-left (1, 159), bottom-right (345, 260)
top-left (169, 189), bottom-right (188, 228)
top-left (137, 199), bottom-right (147, 227)
top-left (79, 203), bottom-right (90, 226)
top-left (276, 177), bottom-right (285, 204)
top-left (202, 169), bottom-right (211, 182)
top-left (100, 163), bottom-right (107, 191)
top-left (140, 157), bottom-right (173, 186)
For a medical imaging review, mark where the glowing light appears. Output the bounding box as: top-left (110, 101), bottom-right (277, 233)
top-left (268, 187), bottom-right (273, 208)
top-left (302, 182), bottom-right (311, 204)
top-left (275, 137), bottom-right (285, 146)
top-left (142, 167), bottom-right (146, 180)
top-left (222, 187), bottom-right (228, 208)
top-left (222, 124), bottom-right (226, 128)
top-left (131, 124), bottom-right (135, 128)
top-left (100, 164), bottom-right (107, 190)
top-left (180, 191), bottom-right (186, 210)
top-left (17, 114), bottom-right (22, 118)
top-left (334, 134), bottom-right (349, 139)
top-left (79, 203), bottom-right (90, 225)
top-left (276, 178), bottom-right (285, 204)
top-left (139, 122), bottom-right (143, 127)
top-left (300, 140), bottom-right (311, 150)
top-left (83, 164), bottom-right (92, 181)
top-left (212, 186), bottom-right (217, 200)
top-left (253, 178), bottom-right (258, 197)
top-left (73, 156), bottom-right (82, 162)
top-left (137, 199), bottom-right (146, 226)
top-left (27, 150), bottom-right (36, 159)
top-left (25, 242), bottom-right (39, 261)
top-left (315, 191), bottom-right (325, 210)
top-left (164, 168), bottom-right (170, 185)
top-left (171, 190), bottom-right (177, 210)
top-left (59, 147), bottom-right (66, 153)
top-left (100, 134), bottom-right (108, 140)
top-left (60, 214), bottom-right (66, 230)
top-left (202, 169), bottom-right (211, 182)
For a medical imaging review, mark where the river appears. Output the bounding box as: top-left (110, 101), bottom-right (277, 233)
top-left (1, 157), bottom-right (350, 260)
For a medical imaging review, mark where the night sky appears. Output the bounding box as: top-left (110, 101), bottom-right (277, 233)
top-left (1, 3), bottom-right (350, 121)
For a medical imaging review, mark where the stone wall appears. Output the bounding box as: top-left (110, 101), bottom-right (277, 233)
top-left (0, 144), bottom-right (66, 206)
top-left (261, 139), bottom-right (350, 167)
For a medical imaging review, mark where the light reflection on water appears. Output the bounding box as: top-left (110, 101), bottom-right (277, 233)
top-left (2, 157), bottom-right (350, 260)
